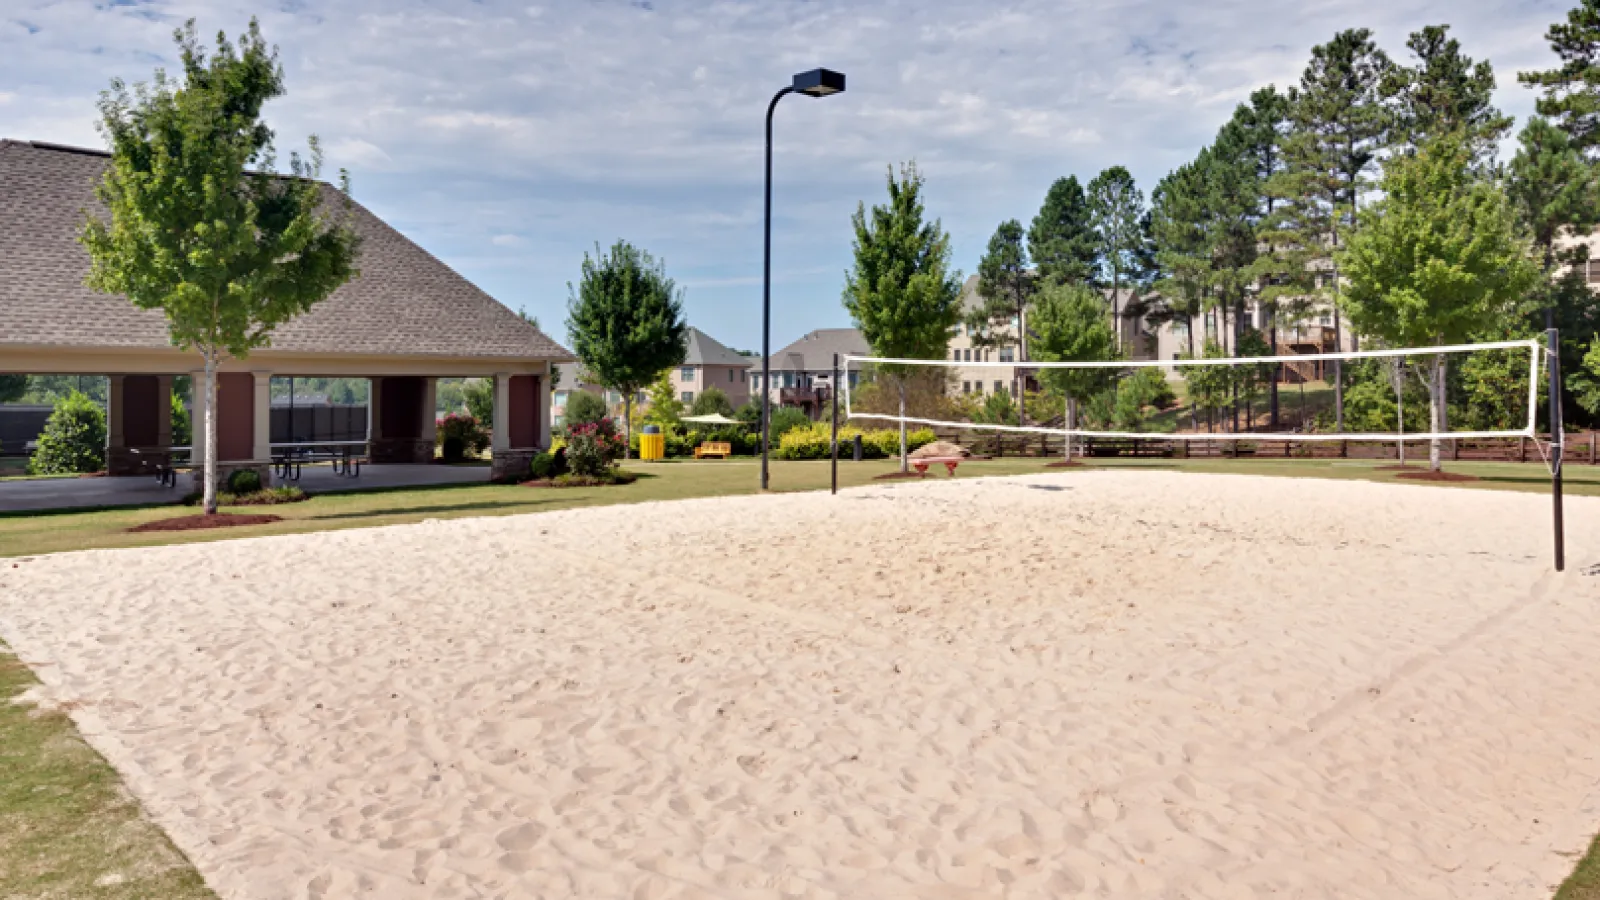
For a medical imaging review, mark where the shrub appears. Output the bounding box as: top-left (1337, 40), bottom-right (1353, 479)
top-left (767, 406), bottom-right (811, 443)
top-left (774, 424), bottom-right (934, 460)
top-left (564, 417), bottom-right (627, 476)
top-left (869, 427), bottom-right (936, 459)
top-left (529, 447), bottom-right (569, 479)
top-left (564, 390), bottom-right (609, 426)
top-left (437, 413), bottom-right (489, 461)
top-left (227, 468), bottom-right (262, 494)
top-left (28, 391), bottom-right (106, 475)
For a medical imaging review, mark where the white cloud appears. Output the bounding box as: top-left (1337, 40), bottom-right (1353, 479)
top-left (490, 233), bottom-right (525, 247)
top-left (0, 0), bottom-right (1572, 348)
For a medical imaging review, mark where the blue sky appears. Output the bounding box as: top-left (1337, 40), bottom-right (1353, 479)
top-left (0, 0), bottom-right (1576, 352)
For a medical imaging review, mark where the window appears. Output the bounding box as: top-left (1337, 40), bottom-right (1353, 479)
top-left (680, 366), bottom-right (694, 382)
top-left (554, 391), bottom-right (569, 406)
top-left (740, 370), bottom-right (746, 382)
top-left (681, 391), bottom-right (694, 404)
top-left (973, 381), bottom-right (984, 394)
top-left (962, 380), bottom-right (971, 394)
top-left (1000, 347), bottom-right (1014, 363)
top-left (994, 380), bottom-right (1004, 394)
top-left (963, 348), bottom-right (972, 362)
top-left (728, 369), bottom-right (735, 382)
top-left (1587, 259), bottom-right (1600, 284)
top-left (950, 348), bottom-right (958, 361)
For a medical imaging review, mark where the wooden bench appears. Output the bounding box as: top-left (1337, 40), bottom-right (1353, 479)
top-left (694, 440), bottom-right (732, 459)
top-left (909, 457), bottom-right (962, 477)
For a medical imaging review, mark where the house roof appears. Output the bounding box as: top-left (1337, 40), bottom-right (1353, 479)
top-left (0, 139), bottom-right (571, 362)
top-left (757, 327), bottom-right (870, 372)
top-left (682, 326), bottom-right (748, 367)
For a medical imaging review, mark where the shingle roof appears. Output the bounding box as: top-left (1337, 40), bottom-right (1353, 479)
top-left (0, 139), bottom-right (571, 361)
top-left (682, 326), bottom-right (748, 367)
top-left (757, 327), bottom-right (869, 372)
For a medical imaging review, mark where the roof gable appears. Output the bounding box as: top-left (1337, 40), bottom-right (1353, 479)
top-left (682, 326), bottom-right (749, 367)
top-left (0, 140), bottom-right (571, 361)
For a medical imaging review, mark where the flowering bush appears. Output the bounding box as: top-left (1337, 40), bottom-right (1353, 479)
top-left (436, 413), bottom-right (490, 461)
top-left (564, 417), bottom-right (627, 476)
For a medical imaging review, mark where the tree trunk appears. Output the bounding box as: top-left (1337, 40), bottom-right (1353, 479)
top-left (202, 351), bottom-right (218, 515)
top-left (1333, 307), bottom-right (1345, 434)
top-left (1428, 354), bottom-right (1444, 472)
top-left (1065, 397), bottom-right (1077, 459)
top-left (623, 394), bottom-right (633, 460)
top-left (1268, 307), bottom-right (1280, 428)
top-left (898, 381), bottom-right (908, 474)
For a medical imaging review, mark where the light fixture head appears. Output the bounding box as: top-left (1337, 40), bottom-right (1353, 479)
top-left (792, 68), bottom-right (846, 97)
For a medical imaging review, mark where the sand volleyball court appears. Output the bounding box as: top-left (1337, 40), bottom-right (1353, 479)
top-left (2, 470), bottom-right (1599, 899)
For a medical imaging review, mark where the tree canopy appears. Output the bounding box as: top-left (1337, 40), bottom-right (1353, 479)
top-left (566, 240), bottom-right (688, 454)
top-left (80, 18), bottom-right (359, 512)
top-left (1029, 176), bottom-right (1098, 286)
top-left (1520, 0), bottom-right (1600, 151)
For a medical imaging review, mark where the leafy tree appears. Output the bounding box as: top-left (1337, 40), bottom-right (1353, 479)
top-left (0, 375), bottom-right (25, 404)
top-left (1235, 86), bottom-right (1301, 426)
top-left (463, 378), bottom-right (494, 426)
top-left (1278, 28), bottom-right (1395, 430)
top-left (171, 390), bottom-right (192, 446)
top-left (1573, 335), bottom-right (1600, 415)
top-left (973, 389), bottom-right (1019, 426)
top-left (967, 219), bottom-right (1033, 416)
top-left (842, 162), bottom-right (963, 471)
top-left (644, 370), bottom-right (683, 427)
top-left (1111, 367), bottom-right (1175, 433)
top-left (80, 20), bottom-right (359, 513)
top-left (28, 391), bottom-right (106, 475)
top-left (1029, 176), bottom-right (1098, 285)
top-left (563, 390), bottom-right (608, 427)
top-left (1179, 341), bottom-right (1234, 433)
top-left (566, 240), bottom-right (688, 457)
top-left (1087, 166), bottom-right (1146, 353)
top-left (1383, 25), bottom-right (1511, 160)
top-left (1339, 134), bottom-right (1539, 470)
top-left (1029, 281), bottom-right (1119, 458)
top-left (1520, 0), bottom-right (1600, 151)
top-left (689, 387), bottom-right (733, 417)
top-left (766, 406), bottom-right (810, 444)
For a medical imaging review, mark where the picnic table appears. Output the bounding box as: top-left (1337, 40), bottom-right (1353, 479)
top-left (909, 456), bottom-right (963, 477)
top-left (270, 441), bottom-right (368, 481)
top-left (124, 445), bottom-right (192, 487)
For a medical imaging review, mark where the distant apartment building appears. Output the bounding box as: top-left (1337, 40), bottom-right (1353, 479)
top-left (674, 327), bottom-right (752, 408)
top-left (750, 328), bottom-right (869, 418)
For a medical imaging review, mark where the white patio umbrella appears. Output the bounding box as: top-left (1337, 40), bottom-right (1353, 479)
top-left (679, 413), bottom-right (747, 427)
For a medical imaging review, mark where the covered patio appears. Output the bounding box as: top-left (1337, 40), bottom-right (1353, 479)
top-left (0, 140), bottom-right (572, 508)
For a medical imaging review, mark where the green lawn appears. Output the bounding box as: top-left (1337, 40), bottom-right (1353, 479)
top-left (0, 455), bottom-right (1592, 559)
top-left (1558, 836), bottom-right (1600, 900)
top-left (0, 643), bottom-right (215, 898)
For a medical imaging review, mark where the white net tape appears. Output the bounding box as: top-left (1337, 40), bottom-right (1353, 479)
top-left (842, 338), bottom-right (1543, 443)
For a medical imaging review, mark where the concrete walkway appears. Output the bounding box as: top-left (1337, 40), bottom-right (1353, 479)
top-left (0, 464), bottom-right (489, 513)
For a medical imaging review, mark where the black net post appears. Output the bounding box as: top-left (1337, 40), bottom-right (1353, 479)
top-left (1548, 328), bottom-right (1565, 572)
top-left (831, 353), bottom-right (840, 496)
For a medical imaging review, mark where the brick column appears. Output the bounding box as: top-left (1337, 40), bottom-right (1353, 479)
top-left (106, 375), bottom-right (126, 472)
top-left (420, 377), bottom-right (438, 445)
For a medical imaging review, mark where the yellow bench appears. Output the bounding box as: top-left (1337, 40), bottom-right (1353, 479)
top-left (694, 440), bottom-right (732, 459)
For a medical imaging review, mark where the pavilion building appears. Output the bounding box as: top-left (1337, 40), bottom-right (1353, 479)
top-left (0, 139), bottom-right (572, 485)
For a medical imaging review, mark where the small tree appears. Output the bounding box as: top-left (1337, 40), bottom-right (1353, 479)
top-left (171, 391), bottom-right (192, 446)
top-left (690, 386), bottom-right (733, 417)
top-left (566, 240), bottom-right (687, 457)
top-left (644, 371), bottom-right (683, 427)
top-left (563, 390), bottom-right (608, 427)
top-left (842, 163), bottom-right (963, 472)
top-left (1179, 341), bottom-right (1234, 433)
top-left (28, 391), bottom-right (107, 475)
top-left (1340, 134), bottom-right (1539, 470)
top-left (80, 20), bottom-right (359, 513)
top-left (967, 219), bottom-right (1033, 417)
top-left (1029, 281), bottom-right (1119, 458)
top-left (463, 378), bottom-right (494, 426)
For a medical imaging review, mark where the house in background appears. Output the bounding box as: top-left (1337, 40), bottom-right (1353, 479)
top-left (675, 327), bottom-right (752, 408)
top-left (751, 328), bottom-right (869, 419)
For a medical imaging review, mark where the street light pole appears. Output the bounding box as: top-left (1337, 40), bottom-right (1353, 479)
top-left (761, 68), bottom-right (846, 492)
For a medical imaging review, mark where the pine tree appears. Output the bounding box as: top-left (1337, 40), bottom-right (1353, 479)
top-left (1029, 281), bottom-right (1119, 459)
top-left (1384, 25), bottom-right (1511, 160)
top-left (1520, 0), bottom-right (1600, 152)
top-left (1234, 86), bottom-right (1298, 426)
top-left (968, 219), bottom-right (1034, 418)
top-left (1278, 28), bottom-right (1394, 431)
top-left (1148, 161), bottom-right (1211, 360)
top-left (842, 163), bottom-right (964, 472)
top-left (1029, 176), bottom-right (1098, 286)
top-left (1087, 166), bottom-right (1146, 353)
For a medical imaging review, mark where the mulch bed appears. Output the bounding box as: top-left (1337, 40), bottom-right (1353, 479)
top-left (873, 471), bottom-right (927, 481)
top-left (1373, 464), bottom-right (1420, 472)
top-left (128, 513), bottom-right (283, 533)
top-left (522, 473), bottom-right (639, 488)
top-left (1395, 470), bottom-right (1480, 483)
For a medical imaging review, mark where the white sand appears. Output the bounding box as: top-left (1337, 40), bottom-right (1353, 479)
top-left (2, 470), bottom-right (1599, 899)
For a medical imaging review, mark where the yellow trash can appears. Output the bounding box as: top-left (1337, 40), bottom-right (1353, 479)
top-left (639, 430), bottom-right (666, 461)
